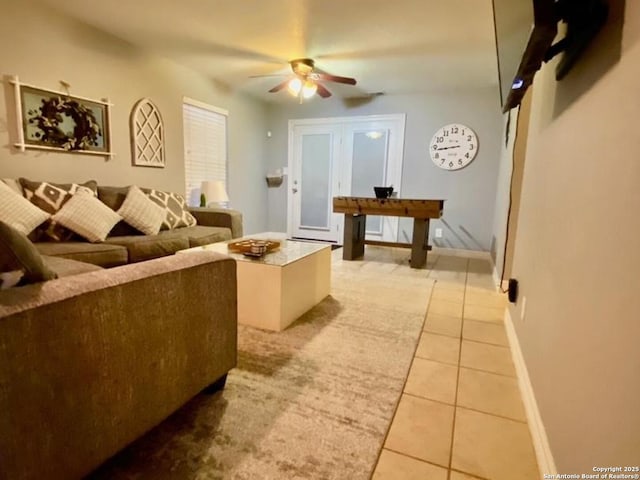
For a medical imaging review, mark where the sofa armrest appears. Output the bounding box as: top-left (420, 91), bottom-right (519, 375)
top-left (189, 207), bottom-right (243, 238)
top-left (0, 252), bottom-right (237, 480)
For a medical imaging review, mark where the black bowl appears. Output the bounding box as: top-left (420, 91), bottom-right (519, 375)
top-left (374, 186), bottom-right (394, 199)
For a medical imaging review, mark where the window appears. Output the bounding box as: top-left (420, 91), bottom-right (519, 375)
top-left (182, 97), bottom-right (228, 206)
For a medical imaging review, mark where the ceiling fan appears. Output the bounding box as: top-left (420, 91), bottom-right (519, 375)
top-left (254, 58), bottom-right (357, 101)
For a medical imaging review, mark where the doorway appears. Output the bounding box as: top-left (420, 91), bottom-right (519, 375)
top-left (287, 114), bottom-right (405, 244)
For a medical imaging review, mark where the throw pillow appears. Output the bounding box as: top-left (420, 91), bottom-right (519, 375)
top-left (51, 190), bottom-right (122, 243)
top-left (117, 185), bottom-right (166, 235)
top-left (19, 178), bottom-right (99, 241)
top-left (97, 186), bottom-right (140, 237)
top-left (0, 221), bottom-right (58, 286)
top-left (0, 181), bottom-right (50, 235)
top-left (144, 188), bottom-right (197, 230)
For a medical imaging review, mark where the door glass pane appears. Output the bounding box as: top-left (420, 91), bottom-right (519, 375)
top-left (351, 130), bottom-right (389, 233)
top-left (300, 134), bottom-right (331, 229)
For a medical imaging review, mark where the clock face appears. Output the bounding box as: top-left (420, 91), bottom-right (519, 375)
top-left (429, 123), bottom-right (478, 171)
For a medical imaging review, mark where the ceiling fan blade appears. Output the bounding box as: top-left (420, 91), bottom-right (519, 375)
top-left (316, 83), bottom-right (332, 98)
top-left (314, 73), bottom-right (357, 85)
top-left (269, 79), bottom-right (290, 93)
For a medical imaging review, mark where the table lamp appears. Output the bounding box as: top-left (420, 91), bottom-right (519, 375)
top-left (200, 180), bottom-right (229, 208)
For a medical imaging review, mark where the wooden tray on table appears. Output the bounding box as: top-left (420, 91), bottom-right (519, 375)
top-left (228, 239), bottom-right (281, 257)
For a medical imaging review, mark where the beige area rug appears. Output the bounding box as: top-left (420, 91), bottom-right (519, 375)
top-left (89, 249), bottom-right (434, 480)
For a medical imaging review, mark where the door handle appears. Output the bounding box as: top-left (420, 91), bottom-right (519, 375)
top-left (292, 188), bottom-right (298, 193)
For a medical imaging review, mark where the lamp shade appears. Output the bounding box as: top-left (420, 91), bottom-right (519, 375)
top-left (201, 180), bottom-right (229, 204)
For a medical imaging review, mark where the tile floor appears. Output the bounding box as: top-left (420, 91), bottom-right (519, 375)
top-left (364, 249), bottom-right (540, 480)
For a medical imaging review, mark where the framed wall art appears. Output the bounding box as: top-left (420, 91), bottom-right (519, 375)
top-left (130, 98), bottom-right (165, 168)
top-left (10, 76), bottom-right (113, 158)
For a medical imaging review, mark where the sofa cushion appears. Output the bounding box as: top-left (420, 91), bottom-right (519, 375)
top-left (0, 221), bottom-right (58, 285)
top-left (97, 186), bottom-right (141, 237)
top-left (41, 255), bottom-right (103, 277)
top-left (188, 207), bottom-right (243, 239)
top-left (52, 190), bottom-right (122, 243)
top-left (105, 233), bottom-right (189, 263)
top-left (117, 186), bottom-right (165, 235)
top-left (176, 225), bottom-right (232, 247)
top-left (96, 185), bottom-right (127, 211)
top-left (0, 181), bottom-right (50, 235)
top-left (36, 242), bottom-right (128, 268)
top-left (19, 178), bottom-right (98, 241)
top-left (143, 188), bottom-right (197, 230)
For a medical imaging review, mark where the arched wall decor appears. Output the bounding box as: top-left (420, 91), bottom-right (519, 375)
top-left (130, 98), bottom-right (165, 168)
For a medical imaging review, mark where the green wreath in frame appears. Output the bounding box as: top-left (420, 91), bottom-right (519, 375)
top-left (27, 96), bottom-right (102, 151)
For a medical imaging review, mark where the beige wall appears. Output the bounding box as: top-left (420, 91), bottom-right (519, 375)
top-left (0, 0), bottom-right (269, 233)
top-left (510, 0), bottom-right (640, 473)
top-left (266, 88), bottom-right (504, 250)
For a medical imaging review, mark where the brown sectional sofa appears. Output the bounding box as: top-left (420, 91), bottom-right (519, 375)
top-left (0, 252), bottom-right (238, 480)
top-left (0, 180), bottom-right (244, 479)
top-left (31, 185), bottom-right (243, 267)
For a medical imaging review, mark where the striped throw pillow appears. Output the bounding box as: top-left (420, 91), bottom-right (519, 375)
top-left (0, 181), bottom-right (50, 235)
top-left (117, 186), bottom-right (165, 235)
top-left (52, 190), bottom-right (121, 243)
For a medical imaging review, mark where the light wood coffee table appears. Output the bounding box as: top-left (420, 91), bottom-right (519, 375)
top-left (178, 233), bottom-right (331, 331)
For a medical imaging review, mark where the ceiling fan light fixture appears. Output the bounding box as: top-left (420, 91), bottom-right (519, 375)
top-left (291, 58), bottom-right (315, 76)
top-left (287, 77), bottom-right (302, 96)
top-left (258, 58), bottom-right (354, 100)
top-left (302, 80), bottom-right (317, 99)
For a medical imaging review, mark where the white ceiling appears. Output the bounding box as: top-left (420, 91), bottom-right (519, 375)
top-left (40, 0), bottom-right (500, 103)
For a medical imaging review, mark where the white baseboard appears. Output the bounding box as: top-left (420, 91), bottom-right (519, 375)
top-left (431, 246), bottom-right (492, 260)
top-left (504, 309), bottom-right (557, 476)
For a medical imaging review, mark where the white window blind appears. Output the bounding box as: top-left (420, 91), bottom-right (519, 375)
top-left (183, 99), bottom-right (228, 206)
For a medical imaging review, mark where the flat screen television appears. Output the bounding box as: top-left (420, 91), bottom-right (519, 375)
top-left (494, 0), bottom-right (609, 113)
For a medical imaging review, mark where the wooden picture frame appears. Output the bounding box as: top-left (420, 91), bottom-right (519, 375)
top-left (11, 76), bottom-right (113, 158)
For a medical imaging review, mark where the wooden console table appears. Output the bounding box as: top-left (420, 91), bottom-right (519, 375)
top-left (332, 197), bottom-right (445, 269)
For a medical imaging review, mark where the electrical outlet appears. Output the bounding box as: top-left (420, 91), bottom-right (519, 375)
top-left (435, 228), bottom-right (443, 238)
top-left (520, 296), bottom-right (527, 321)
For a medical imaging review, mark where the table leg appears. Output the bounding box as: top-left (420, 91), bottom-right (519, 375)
top-left (410, 218), bottom-right (430, 269)
top-left (343, 214), bottom-right (366, 260)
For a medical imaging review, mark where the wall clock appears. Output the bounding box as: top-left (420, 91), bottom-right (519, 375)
top-left (429, 123), bottom-right (478, 171)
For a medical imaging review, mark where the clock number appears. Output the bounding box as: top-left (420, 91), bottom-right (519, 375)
top-left (451, 126), bottom-right (459, 134)
top-left (449, 161), bottom-right (454, 168)
top-left (467, 135), bottom-right (472, 141)
top-left (458, 159), bottom-right (463, 165)
top-left (432, 144), bottom-right (438, 150)
top-left (436, 136), bottom-right (444, 143)
top-left (465, 152), bottom-right (470, 159)
top-left (444, 130), bottom-right (449, 136)
top-left (440, 159), bottom-right (445, 164)
top-left (435, 153), bottom-right (439, 159)
top-left (469, 144), bottom-right (474, 150)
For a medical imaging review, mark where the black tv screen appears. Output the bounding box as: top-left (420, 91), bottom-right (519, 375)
top-left (494, 0), bottom-right (609, 112)
top-left (493, 0), bottom-right (558, 112)
top-left (493, 0), bottom-right (535, 108)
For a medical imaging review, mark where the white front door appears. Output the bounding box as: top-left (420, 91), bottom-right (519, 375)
top-left (288, 115), bottom-right (406, 244)
top-left (341, 118), bottom-right (404, 243)
top-left (290, 124), bottom-right (342, 242)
